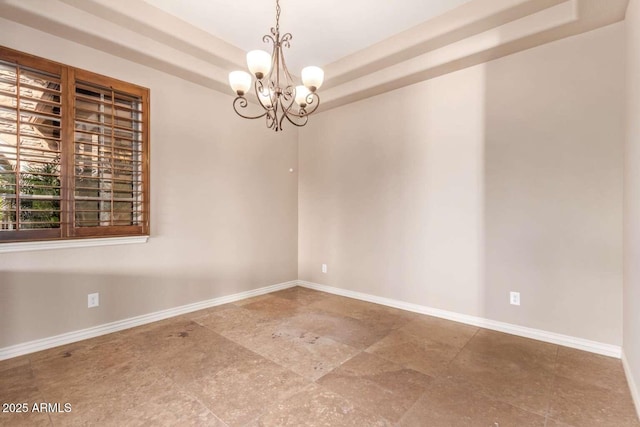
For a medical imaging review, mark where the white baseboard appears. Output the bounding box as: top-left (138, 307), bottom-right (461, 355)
top-left (297, 280), bottom-right (622, 358)
top-left (623, 351), bottom-right (640, 421)
top-left (0, 280), bottom-right (298, 361)
top-left (1, 279), bottom-right (623, 362)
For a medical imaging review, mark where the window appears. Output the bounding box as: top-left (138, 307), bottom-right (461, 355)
top-left (0, 46), bottom-right (149, 243)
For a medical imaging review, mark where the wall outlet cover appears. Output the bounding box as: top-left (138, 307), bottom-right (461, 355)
top-left (510, 291), bottom-right (520, 306)
top-left (88, 293), bottom-right (99, 308)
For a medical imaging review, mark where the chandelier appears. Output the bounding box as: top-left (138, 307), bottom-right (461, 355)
top-left (228, 0), bottom-right (324, 132)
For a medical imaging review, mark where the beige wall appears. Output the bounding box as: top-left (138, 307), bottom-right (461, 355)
top-left (625, 0), bottom-right (640, 408)
top-left (299, 23), bottom-right (625, 345)
top-left (0, 19), bottom-right (299, 348)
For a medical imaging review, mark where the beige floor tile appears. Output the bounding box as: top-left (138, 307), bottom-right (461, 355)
top-left (317, 352), bottom-right (432, 422)
top-left (444, 348), bottom-right (555, 415)
top-left (121, 389), bottom-right (228, 426)
top-left (42, 360), bottom-right (175, 424)
top-left (192, 304), bottom-right (273, 341)
top-left (0, 363), bottom-right (51, 427)
top-left (232, 294), bottom-right (273, 307)
top-left (308, 295), bottom-right (416, 330)
top-left (185, 303), bottom-right (238, 323)
top-left (253, 383), bottom-right (391, 427)
top-left (270, 286), bottom-right (333, 306)
top-left (548, 375), bottom-right (640, 427)
top-left (0, 410), bottom-right (52, 427)
top-left (0, 361), bottom-right (38, 400)
top-left (29, 329), bottom-right (138, 367)
top-left (121, 318), bottom-right (259, 385)
top-left (398, 315), bottom-right (478, 348)
top-left (555, 346), bottom-right (630, 392)
top-left (399, 378), bottom-right (546, 427)
top-left (107, 316), bottom-right (192, 340)
top-left (366, 329), bottom-right (461, 377)
top-left (148, 335), bottom-right (260, 385)
top-left (0, 355), bottom-right (30, 373)
top-left (127, 318), bottom-right (214, 352)
top-left (544, 418), bottom-right (576, 426)
top-left (464, 329), bottom-right (558, 370)
top-left (231, 320), bottom-right (361, 380)
top-left (32, 342), bottom-right (175, 424)
top-left (280, 310), bottom-right (392, 349)
top-left (238, 295), bottom-right (304, 321)
top-left (185, 356), bottom-right (311, 426)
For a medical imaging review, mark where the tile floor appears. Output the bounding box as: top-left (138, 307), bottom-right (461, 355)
top-left (0, 286), bottom-right (638, 426)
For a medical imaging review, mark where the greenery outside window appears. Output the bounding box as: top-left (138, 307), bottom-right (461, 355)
top-left (0, 46), bottom-right (149, 243)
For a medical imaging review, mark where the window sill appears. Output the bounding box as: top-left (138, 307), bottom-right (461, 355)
top-left (0, 236), bottom-right (149, 254)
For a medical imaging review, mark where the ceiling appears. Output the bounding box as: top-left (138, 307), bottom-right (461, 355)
top-left (142, 0), bottom-right (471, 73)
top-left (0, 0), bottom-right (630, 111)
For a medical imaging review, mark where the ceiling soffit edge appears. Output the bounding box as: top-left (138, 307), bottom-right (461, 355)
top-left (0, 0), bottom-right (629, 112)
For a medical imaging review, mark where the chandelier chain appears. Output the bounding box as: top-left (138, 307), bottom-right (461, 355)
top-left (275, 0), bottom-right (281, 34)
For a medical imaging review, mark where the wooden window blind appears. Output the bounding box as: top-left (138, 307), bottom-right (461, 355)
top-left (0, 46), bottom-right (149, 243)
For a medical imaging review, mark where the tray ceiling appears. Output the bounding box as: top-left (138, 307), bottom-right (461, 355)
top-left (142, 0), bottom-right (471, 73)
top-left (0, 0), bottom-right (630, 112)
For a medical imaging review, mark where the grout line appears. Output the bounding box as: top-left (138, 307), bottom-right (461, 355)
top-left (543, 345), bottom-right (561, 421)
top-left (26, 357), bottom-right (55, 427)
top-left (131, 338), bottom-right (230, 427)
top-left (167, 372), bottom-right (229, 427)
top-left (441, 327), bottom-right (480, 374)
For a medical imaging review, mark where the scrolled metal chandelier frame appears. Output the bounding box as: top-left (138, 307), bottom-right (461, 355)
top-left (228, 0), bottom-right (324, 132)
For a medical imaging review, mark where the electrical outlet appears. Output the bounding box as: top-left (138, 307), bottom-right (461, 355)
top-left (88, 293), bottom-right (99, 308)
top-left (321, 263), bottom-right (328, 274)
top-left (510, 291), bottom-right (520, 306)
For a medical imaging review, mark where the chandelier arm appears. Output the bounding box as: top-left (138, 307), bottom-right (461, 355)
top-left (274, 43), bottom-right (281, 92)
top-left (301, 92), bottom-right (321, 115)
top-left (281, 107), bottom-right (309, 128)
top-left (281, 87), bottom-right (297, 111)
top-left (266, 110), bottom-right (277, 130)
top-left (255, 80), bottom-right (275, 111)
top-left (232, 96), bottom-right (268, 120)
top-left (280, 33), bottom-right (292, 49)
top-left (273, 98), bottom-right (284, 132)
top-left (281, 85), bottom-right (294, 103)
top-left (268, 45), bottom-right (278, 83)
top-left (278, 96), bottom-right (309, 128)
top-left (262, 34), bottom-right (276, 46)
top-left (277, 38), bottom-right (295, 87)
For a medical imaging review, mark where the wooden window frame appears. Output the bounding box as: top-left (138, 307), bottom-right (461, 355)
top-left (0, 46), bottom-right (150, 243)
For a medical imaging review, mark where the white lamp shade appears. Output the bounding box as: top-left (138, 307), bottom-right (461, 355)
top-left (247, 50), bottom-right (272, 78)
top-left (259, 88), bottom-right (273, 107)
top-left (295, 85), bottom-right (311, 107)
top-left (301, 66), bottom-right (324, 91)
top-left (229, 71), bottom-right (252, 95)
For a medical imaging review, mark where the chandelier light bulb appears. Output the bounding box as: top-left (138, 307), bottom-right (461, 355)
top-left (228, 71), bottom-right (252, 95)
top-left (301, 66), bottom-right (324, 92)
top-left (247, 50), bottom-right (272, 79)
top-left (294, 85), bottom-right (311, 107)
